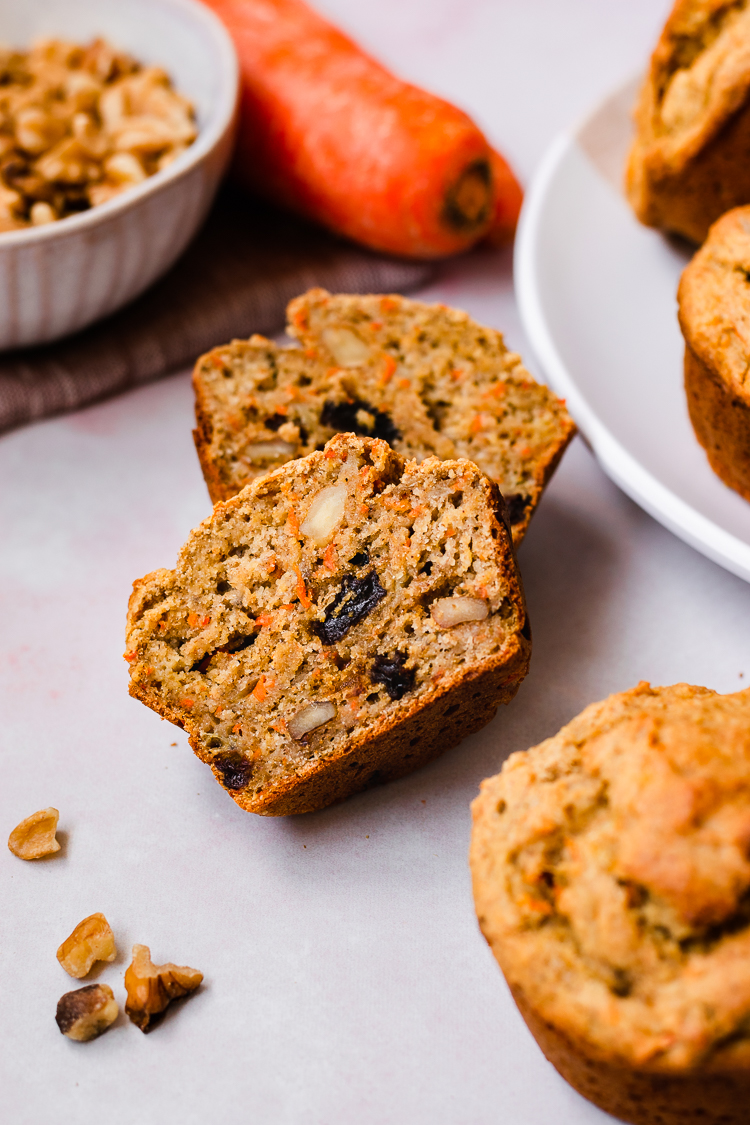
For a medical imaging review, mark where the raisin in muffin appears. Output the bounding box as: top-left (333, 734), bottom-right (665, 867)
top-left (626, 0), bottom-right (750, 244)
top-left (193, 289), bottom-right (575, 545)
top-left (678, 205), bottom-right (750, 501)
top-left (126, 434), bottom-right (530, 816)
top-left (471, 681), bottom-right (750, 1125)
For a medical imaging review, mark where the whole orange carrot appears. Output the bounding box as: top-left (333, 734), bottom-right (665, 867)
top-left (204, 0), bottom-right (522, 258)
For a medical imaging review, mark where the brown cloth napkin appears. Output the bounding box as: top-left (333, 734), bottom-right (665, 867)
top-left (0, 186), bottom-right (434, 435)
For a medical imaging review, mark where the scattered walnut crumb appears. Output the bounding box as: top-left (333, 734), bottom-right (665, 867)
top-left (7, 807), bottom-right (60, 859)
top-left (55, 983), bottom-right (119, 1041)
top-left (124, 944), bottom-right (203, 1032)
top-left (57, 912), bottom-right (116, 979)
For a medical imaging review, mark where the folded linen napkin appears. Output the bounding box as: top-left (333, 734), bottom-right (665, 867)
top-left (0, 186), bottom-right (433, 435)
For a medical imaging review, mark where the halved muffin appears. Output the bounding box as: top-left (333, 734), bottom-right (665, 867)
top-left (126, 434), bottom-right (530, 815)
top-left (193, 289), bottom-right (575, 544)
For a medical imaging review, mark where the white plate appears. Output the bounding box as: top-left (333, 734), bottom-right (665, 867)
top-left (515, 77), bottom-right (750, 584)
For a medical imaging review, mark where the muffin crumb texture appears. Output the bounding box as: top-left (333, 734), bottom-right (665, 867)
top-left (126, 434), bottom-right (530, 815)
top-left (471, 682), bottom-right (750, 1124)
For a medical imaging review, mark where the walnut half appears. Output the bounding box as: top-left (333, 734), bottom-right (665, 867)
top-left (124, 944), bottom-right (203, 1032)
top-left (7, 807), bottom-right (60, 859)
top-left (57, 913), bottom-right (116, 979)
top-left (56, 984), bottom-right (119, 1041)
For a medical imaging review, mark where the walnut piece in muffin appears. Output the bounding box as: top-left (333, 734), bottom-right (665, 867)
top-left (126, 434), bottom-right (530, 816)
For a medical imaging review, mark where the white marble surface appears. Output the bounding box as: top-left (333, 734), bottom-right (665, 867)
top-left (2, 2), bottom-right (749, 1123)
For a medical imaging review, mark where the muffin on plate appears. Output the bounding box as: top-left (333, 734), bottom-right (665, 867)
top-left (471, 681), bottom-right (750, 1125)
top-left (193, 289), bottom-right (575, 545)
top-left (126, 433), bottom-right (530, 815)
top-left (678, 205), bottom-right (750, 501)
top-left (626, 0), bottom-right (750, 244)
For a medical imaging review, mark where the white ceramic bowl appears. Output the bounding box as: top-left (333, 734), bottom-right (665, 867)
top-left (0, 0), bottom-right (238, 349)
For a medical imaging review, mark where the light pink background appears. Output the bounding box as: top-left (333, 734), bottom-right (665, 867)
top-left (3, 3), bottom-right (747, 1123)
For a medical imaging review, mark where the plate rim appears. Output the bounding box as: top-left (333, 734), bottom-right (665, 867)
top-left (514, 114), bottom-right (750, 585)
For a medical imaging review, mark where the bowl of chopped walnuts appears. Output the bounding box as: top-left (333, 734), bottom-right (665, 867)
top-left (0, 0), bottom-right (238, 349)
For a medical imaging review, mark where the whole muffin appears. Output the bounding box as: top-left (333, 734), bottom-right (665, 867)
top-left (471, 681), bottom-right (750, 1125)
top-left (626, 0), bottom-right (750, 244)
top-left (678, 206), bottom-right (750, 502)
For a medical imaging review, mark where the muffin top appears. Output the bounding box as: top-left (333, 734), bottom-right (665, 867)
top-left (471, 681), bottom-right (750, 1072)
top-left (678, 206), bottom-right (750, 404)
top-left (629, 0), bottom-right (750, 177)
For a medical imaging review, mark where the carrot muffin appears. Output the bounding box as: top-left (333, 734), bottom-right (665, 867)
top-left (126, 434), bottom-right (530, 816)
top-left (626, 0), bottom-right (750, 244)
top-left (193, 289), bottom-right (575, 545)
top-left (678, 205), bottom-right (750, 501)
top-left (471, 681), bottom-right (750, 1125)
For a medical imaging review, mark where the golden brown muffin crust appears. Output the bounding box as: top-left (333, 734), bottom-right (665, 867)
top-left (678, 206), bottom-right (750, 402)
top-left (678, 206), bottom-right (750, 499)
top-left (471, 681), bottom-right (750, 1073)
top-left (626, 0), bottom-right (750, 242)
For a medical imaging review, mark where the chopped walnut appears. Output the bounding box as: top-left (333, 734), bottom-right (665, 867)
top-left (431, 596), bottom-right (489, 628)
top-left (124, 944), bottom-right (203, 1032)
top-left (300, 484), bottom-right (348, 545)
top-left (321, 326), bottom-right (371, 367)
top-left (276, 421), bottom-right (301, 444)
top-left (0, 37), bottom-right (196, 229)
top-left (57, 913), bottom-right (116, 979)
top-left (7, 807), bottom-right (60, 859)
top-left (56, 983), bottom-right (119, 1041)
top-left (287, 700), bottom-right (337, 739)
top-left (242, 440), bottom-right (296, 465)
